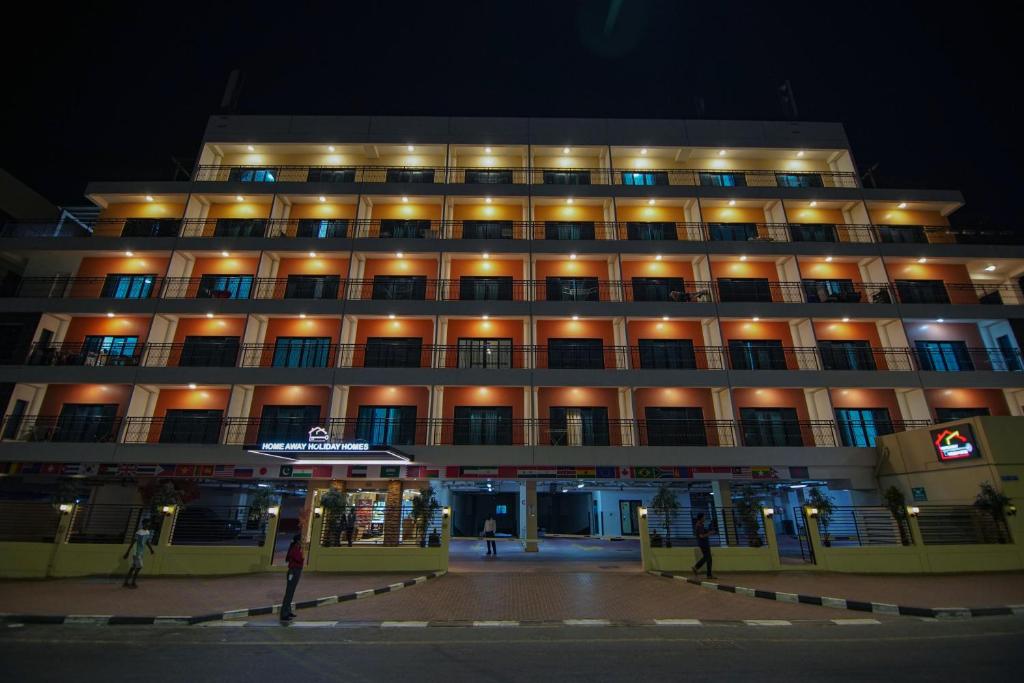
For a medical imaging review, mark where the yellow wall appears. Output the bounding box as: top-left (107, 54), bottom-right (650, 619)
top-left (869, 208), bottom-right (949, 226)
top-left (616, 205), bottom-right (687, 222)
top-left (786, 207), bottom-right (846, 224)
top-left (534, 205), bottom-right (605, 222)
top-left (702, 206), bottom-right (765, 223)
top-left (371, 203), bottom-right (443, 220)
top-left (453, 204), bottom-right (523, 221)
top-left (289, 204), bottom-right (357, 220)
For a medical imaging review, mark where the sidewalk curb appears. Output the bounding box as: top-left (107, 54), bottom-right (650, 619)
top-left (650, 571), bottom-right (1024, 619)
top-left (0, 570), bottom-right (446, 626)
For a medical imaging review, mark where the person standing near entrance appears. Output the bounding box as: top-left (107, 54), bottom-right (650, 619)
top-left (483, 515), bottom-right (497, 556)
top-left (122, 519), bottom-right (156, 588)
top-left (344, 507), bottom-right (356, 547)
top-left (280, 534), bottom-right (304, 622)
top-left (691, 512), bottom-right (717, 579)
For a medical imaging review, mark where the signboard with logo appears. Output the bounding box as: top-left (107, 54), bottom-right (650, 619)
top-left (245, 427), bottom-right (412, 464)
top-left (930, 423), bottom-right (982, 462)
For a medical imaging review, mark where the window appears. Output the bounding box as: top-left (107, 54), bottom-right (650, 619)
top-left (296, 219), bottom-right (348, 238)
top-left (306, 167), bottom-right (356, 183)
top-left (836, 408), bottom-right (894, 447)
top-left (644, 407), bottom-right (706, 446)
top-left (699, 172), bottom-right (745, 187)
top-left (213, 218), bottom-right (267, 237)
top-left (121, 218), bottom-right (179, 238)
top-left (272, 337), bottom-right (332, 368)
top-left (257, 405), bottom-right (321, 444)
top-left (197, 274), bottom-right (253, 299)
top-left (717, 278), bottom-right (773, 302)
top-left (364, 337), bottom-right (423, 368)
top-left (935, 407), bottom-right (990, 422)
top-left (915, 340), bottom-right (974, 372)
top-left (453, 407), bottom-right (513, 445)
top-left (180, 336), bottom-right (240, 367)
top-left (549, 407), bottom-right (609, 446)
top-left (355, 406), bottom-right (417, 445)
top-left (465, 169), bottom-right (513, 184)
top-left (371, 275), bottom-right (427, 300)
top-left (386, 168), bottom-right (434, 183)
top-left (547, 338), bottom-right (605, 369)
top-left (708, 222), bottom-right (758, 241)
top-left (53, 404), bottom-right (119, 443)
top-left (876, 225), bottom-right (927, 244)
top-left (228, 167), bottom-right (277, 182)
top-left (544, 221), bottom-right (595, 240)
top-left (545, 276), bottom-right (599, 301)
top-left (994, 335), bottom-right (1022, 371)
top-left (101, 274), bottom-right (156, 299)
top-left (631, 277), bottom-right (683, 302)
top-left (626, 222), bottom-right (677, 240)
top-left (379, 219), bottom-right (431, 238)
top-left (739, 407), bottom-right (802, 447)
top-left (542, 170), bottom-right (591, 185)
top-left (776, 173), bottom-right (823, 188)
top-left (456, 338), bottom-right (513, 369)
top-left (729, 340), bottom-right (787, 370)
top-left (637, 339), bottom-right (697, 369)
top-left (459, 276), bottom-right (513, 301)
top-left (461, 220), bottom-right (514, 239)
top-left (818, 340), bottom-right (876, 370)
top-left (803, 279), bottom-right (860, 303)
top-left (789, 223), bottom-right (836, 242)
top-left (81, 335), bottom-right (139, 365)
top-left (895, 280), bottom-right (950, 304)
top-left (284, 275), bottom-right (340, 299)
top-left (621, 171), bottom-right (668, 186)
top-left (159, 409), bottom-right (223, 444)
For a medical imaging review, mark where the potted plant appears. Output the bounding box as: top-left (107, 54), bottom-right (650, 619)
top-left (807, 488), bottom-right (835, 546)
top-left (734, 487), bottom-right (763, 547)
top-left (319, 489), bottom-right (348, 547)
top-left (883, 485), bottom-right (911, 545)
top-left (410, 486), bottom-right (440, 548)
top-left (138, 479), bottom-right (196, 538)
top-left (974, 482), bottom-right (1012, 543)
top-left (247, 488), bottom-right (278, 546)
top-left (651, 485), bottom-right (680, 548)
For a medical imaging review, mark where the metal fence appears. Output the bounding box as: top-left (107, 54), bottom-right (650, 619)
top-left (647, 507), bottom-right (768, 548)
top-left (915, 506), bottom-right (1013, 545)
top-left (0, 501), bottom-right (63, 542)
top-left (169, 505), bottom-right (269, 546)
top-left (67, 504), bottom-right (154, 544)
top-left (817, 506), bottom-right (912, 547)
top-left (319, 503), bottom-right (444, 547)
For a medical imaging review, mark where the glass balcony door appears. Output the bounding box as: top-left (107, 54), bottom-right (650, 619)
top-left (546, 276), bottom-right (599, 301)
top-left (818, 340), bottom-right (876, 370)
top-left (915, 340), bottom-right (973, 371)
top-left (197, 274), bottom-right (253, 299)
top-left (461, 220), bottom-right (514, 239)
top-left (296, 219), bottom-right (348, 238)
top-left (54, 403), bottom-right (119, 442)
top-left (544, 221), bottom-right (595, 240)
top-left (81, 335), bottom-right (139, 365)
top-left (459, 276), bottom-right (513, 301)
top-left (285, 275), bottom-right (340, 299)
top-left (272, 337), bottom-right (332, 368)
top-left (729, 340), bottom-right (786, 370)
top-left (456, 338), bottom-right (512, 369)
top-left (637, 339), bottom-right (697, 369)
top-left (257, 405), bottom-right (321, 443)
top-left (717, 278), bottom-right (772, 302)
top-left (547, 338), bottom-right (604, 369)
top-left (371, 275), bottom-right (427, 300)
top-left (453, 406), bottom-right (513, 445)
top-left (644, 407), bottom-right (706, 446)
top-left (354, 405), bottom-right (417, 445)
top-left (836, 408), bottom-right (894, 447)
top-left (631, 277), bottom-right (683, 302)
top-left (549, 407), bottom-right (609, 446)
top-left (626, 221), bottom-right (676, 240)
top-left (101, 274), bottom-right (156, 299)
top-left (739, 407), bottom-right (802, 446)
top-left (180, 336), bottom-right (240, 367)
top-left (159, 409), bottom-right (224, 444)
top-left (363, 337), bottom-right (423, 368)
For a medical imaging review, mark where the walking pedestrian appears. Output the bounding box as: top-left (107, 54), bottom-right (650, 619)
top-left (122, 519), bottom-right (156, 588)
top-left (344, 507), bottom-right (356, 547)
top-left (483, 514), bottom-right (497, 556)
top-left (280, 534), bottom-right (305, 622)
top-left (691, 512), bottom-right (717, 579)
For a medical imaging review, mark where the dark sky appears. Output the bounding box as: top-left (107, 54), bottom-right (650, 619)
top-left (3, 1), bottom-right (1018, 225)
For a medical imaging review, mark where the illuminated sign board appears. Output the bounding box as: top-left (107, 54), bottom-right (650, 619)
top-left (931, 423), bottom-right (981, 462)
top-left (245, 427), bottom-right (412, 464)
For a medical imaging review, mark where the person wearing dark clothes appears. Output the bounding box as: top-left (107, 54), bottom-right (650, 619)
top-left (691, 512), bottom-right (717, 579)
top-left (483, 515), bottom-right (497, 556)
top-left (280, 534), bottom-right (305, 622)
top-left (344, 508), bottom-right (356, 547)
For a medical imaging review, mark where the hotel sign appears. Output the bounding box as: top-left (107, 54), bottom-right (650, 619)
top-left (246, 427), bottom-right (411, 464)
top-left (931, 424), bottom-right (981, 462)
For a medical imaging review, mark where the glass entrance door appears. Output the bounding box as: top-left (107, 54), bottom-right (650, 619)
top-left (619, 500), bottom-right (642, 536)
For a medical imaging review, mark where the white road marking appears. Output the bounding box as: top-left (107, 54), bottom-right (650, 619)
top-left (743, 619), bottom-right (792, 626)
top-left (654, 619), bottom-right (702, 626)
top-left (832, 618), bottom-right (882, 625)
top-left (381, 621), bottom-right (429, 628)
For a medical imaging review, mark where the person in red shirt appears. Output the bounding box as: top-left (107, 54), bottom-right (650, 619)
top-left (280, 534), bottom-right (305, 622)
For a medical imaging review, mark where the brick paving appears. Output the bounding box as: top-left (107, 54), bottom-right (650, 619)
top-left (449, 537), bottom-right (641, 573)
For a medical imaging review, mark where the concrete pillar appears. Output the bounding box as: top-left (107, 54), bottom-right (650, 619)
top-left (383, 480), bottom-right (404, 546)
top-left (711, 480), bottom-right (735, 546)
top-left (523, 480), bottom-right (539, 552)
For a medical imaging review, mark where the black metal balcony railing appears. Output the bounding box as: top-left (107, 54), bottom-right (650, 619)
top-left (140, 342), bottom-right (241, 368)
top-left (912, 346), bottom-right (1024, 373)
top-left (24, 342), bottom-right (141, 367)
top-left (1, 415), bottom-right (123, 443)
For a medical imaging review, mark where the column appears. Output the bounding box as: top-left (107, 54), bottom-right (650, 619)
top-left (523, 480), bottom-right (538, 552)
top-left (711, 480), bottom-right (735, 546)
top-left (383, 479), bottom-right (404, 546)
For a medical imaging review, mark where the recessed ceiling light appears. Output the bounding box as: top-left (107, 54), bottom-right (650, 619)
top-left (985, 264), bottom-right (997, 271)
top-left (752, 316), bottom-right (760, 321)
top-left (572, 315), bottom-right (579, 321)
top-left (485, 197), bottom-right (492, 204)
top-left (388, 314), bottom-right (396, 319)
top-left (728, 199), bottom-right (736, 206)
top-left (106, 312), bottom-right (115, 318)
top-left (206, 313), bottom-right (214, 319)
top-left (484, 146), bottom-right (492, 154)
top-left (640, 148), bottom-right (648, 155)
top-left (145, 195), bottom-right (154, 202)
top-left (482, 253), bottom-right (489, 259)
top-left (897, 202), bottom-right (908, 209)
top-left (797, 150), bottom-right (805, 157)
top-left (562, 147), bottom-right (570, 154)
top-left (739, 255), bottom-right (748, 261)
top-left (318, 196), bottom-right (326, 202)
top-left (825, 256), bottom-right (833, 262)
top-left (655, 254), bottom-right (663, 261)
top-left (809, 201), bottom-right (818, 207)
top-left (917, 257), bottom-right (927, 264)
top-left (661, 315), bottom-right (669, 321)
top-left (299, 313), bottom-right (306, 319)
top-left (221, 251), bottom-right (230, 257)
top-left (566, 197), bottom-right (574, 205)
top-left (718, 149), bottom-right (727, 156)
top-left (246, 145), bottom-right (255, 152)
top-left (401, 196), bottom-right (409, 203)
top-left (396, 251), bottom-right (404, 258)
top-left (407, 145), bottom-right (415, 152)
top-left (328, 145), bottom-right (336, 152)
top-left (569, 253), bottom-right (577, 260)
top-left (841, 317), bottom-right (850, 322)
top-left (125, 250), bottom-right (134, 257)
top-left (236, 195), bottom-right (244, 202)
top-left (936, 318), bottom-right (945, 323)
top-left (647, 198), bottom-right (656, 206)
top-left (482, 315), bottom-right (489, 320)
top-left (188, 383), bottom-right (197, 390)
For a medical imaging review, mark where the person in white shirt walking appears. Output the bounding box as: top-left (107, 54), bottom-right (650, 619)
top-left (483, 515), bottom-right (497, 556)
top-left (122, 519), bottom-right (156, 588)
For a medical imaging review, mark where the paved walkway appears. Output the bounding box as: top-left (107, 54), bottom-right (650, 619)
top-left (449, 537), bottom-right (641, 572)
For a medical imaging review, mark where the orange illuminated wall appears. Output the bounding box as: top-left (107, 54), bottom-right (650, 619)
top-left (885, 261), bottom-right (978, 304)
top-left (634, 388), bottom-right (715, 419)
top-left (903, 322), bottom-right (983, 348)
top-left (615, 205), bottom-right (687, 222)
top-left (798, 260), bottom-right (863, 283)
top-left (452, 204), bottom-right (523, 221)
top-left (171, 317), bottom-right (246, 344)
top-left (620, 259), bottom-right (695, 283)
top-left (145, 388), bottom-right (231, 442)
top-left (354, 318), bottom-right (434, 345)
top-left (38, 384), bottom-right (133, 416)
top-left (358, 257), bottom-right (438, 300)
top-left (536, 387), bottom-right (620, 419)
top-left (245, 385), bottom-right (331, 444)
top-left (345, 386), bottom-right (429, 421)
top-left (868, 209), bottom-right (949, 227)
top-left (266, 317), bottom-right (342, 344)
top-left (720, 320), bottom-right (794, 346)
top-left (829, 389), bottom-right (904, 422)
top-left (442, 319), bottom-right (524, 367)
top-left (731, 388), bottom-right (810, 423)
top-left (370, 204), bottom-right (443, 221)
top-left (289, 204), bottom-right (357, 220)
top-left (536, 319), bottom-right (614, 346)
top-left (710, 259), bottom-right (778, 283)
top-left (813, 321), bottom-right (889, 369)
top-left (191, 256), bottom-right (259, 277)
top-left (441, 387), bottom-right (525, 422)
top-left (449, 259), bottom-right (524, 280)
top-left (534, 205), bottom-right (605, 222)
top-left (785, 206), bottom-right (845, 224)
top-left (277, 256), bottom-right (350, 279)
top-left (95, 202), bottom-right (186, 237)
top-left (76, 256), bottom-right (170, 279)
top-left (62, 316), bottom-right (152, 345)
top-left (925, 389), bottom-right (1009, 418)
top-left (702, 206), bottom-right (765, 223)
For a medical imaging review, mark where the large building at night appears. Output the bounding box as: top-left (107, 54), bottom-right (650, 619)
top-left (1, 115), bottom-right (1021, 545)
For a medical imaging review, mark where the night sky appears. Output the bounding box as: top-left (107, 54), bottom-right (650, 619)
top-left (3, 1), bottom-right (1018, 226)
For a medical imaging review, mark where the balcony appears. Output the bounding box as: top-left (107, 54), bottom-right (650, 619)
top-left (1, 415), bottom-right (122, 443)
top-left (25, 341), bottom-right (141, 367)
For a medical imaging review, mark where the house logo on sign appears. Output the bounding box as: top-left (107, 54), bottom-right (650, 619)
top-left (308, 426), bottom-right (330, 443)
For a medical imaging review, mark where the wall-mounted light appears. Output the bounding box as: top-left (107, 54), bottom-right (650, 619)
top-left (328, 145), bottom-right (336, 152)
top-left (566, 197), bottom-right (574, 205)
top-left (267, 506), bottom-right (280, 517)
top-left (206, 312), bottom-right (214, 319)
top-left (718, 149), bottom-right (727, 156)
top-left (639, 507), bottom-right (648, 518)
top-left (762, 507), bottom-right (775, 517)
top-left (482, 315), bottom-right (489, 320)
top-left (655, 254), bottom-right (663, 261)
top-left (313, 506), bottom-right (323, 518)
top-left (125, 250), bottom-right (134, 257)
top-left (484, 147), bottom-right (492, 154)
top-left (401, 196), bottom-right (409, 203)
top-left (841, 317), bottom-right (850, 322)
top-left (739, 255), bottom-right (747, 261)
top-left (562, 147), bottom-right (570, 154)
top-left (809, 201), bottom-right (817, 207)
top-left (388, 313), bottom-right (396, 319)
top-left (443, 506), bottom-right (451, 518)
top-left (485, 197), bottom-right (492, 204)
top-left (917, 257), bottom-right (927, 264)
top-left (1007, 505), bottom-right (1018, 517)
top-left (107, 312), bottom-right (115, 318)
top-left (752, 316), bottom-right (760, 322)
top-left (824, 256), bottom-right (833, 262)
top-left (221, 251), bottom-right (230, 257)
top-left (936, 318), bottom-right (944, 323)
top-left (396, 251), bottom-right (404, 259)
top-left (572, 315), bottom-right (579, 321)
top-left (907, 506), bottom-right (920, 517)
top-left (482, 252), bottom-right (489, 259)
top-left (985, 265), bottom-right (997, 272)
top-left (246, 145), bottom-right (255, 152)
top-left (308, 251), bottom-right (317, 258)
top-left (647, 198), bottom-right (656, 206)
top-left (569, 253), bottom-right (577, 260)
top-left (58, 503), bottom-right (74, 514)
top-left (299, 313), bottom-right (306, 319)
top-left (661, 315), bottom-right (669, 321)
top-left (407, 144), bottom-right (415, 152)
top-left (162, 505), bottom-right (176, 516)
top-left (806, 507), bottom-right (819, 517)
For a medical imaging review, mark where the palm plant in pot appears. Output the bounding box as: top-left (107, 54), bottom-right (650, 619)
top-left (807, 488), bottom-right (835, 546)
top-left (974, 482), bottom-right (1012, 543)
top-left (410, 487), bottom-right (440, 547)
top-left (734, 487), bottom-right (763, 547)
top-left (319, 489), bottom-right (348, 547)
top-left (883, 486), bottom-right (911, 545)
top-left (651, 485), bottom-right (680, 548)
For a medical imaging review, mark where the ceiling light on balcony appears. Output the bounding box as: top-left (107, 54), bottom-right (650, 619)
top-left (985, 264), bottom-right (997, 271)
top-left (572, 315), bottom-right (579, 321)
top-left (728, 199), bottom-right (736, 206)
top-left (566, 197), bottom-right (574, 205)
top-left (640, 148), bottom-right (648, 155)
top-left (825, 256), bottom-right (833, 262)
top-left (569, 253), bottom-right (577, 260)
top-left (662, 315), bottom-right (669, 321)
top-left (752, 316), bottom-right (760, 321)
top-left (739, 255), bottom-right (748, 261)
top-left (482, 252), bottom-right (489, 259)
top-left (328, 145), bottom-right (336, 152)
top-left (396, 251), bottom-right (404, 258)
top-left (842, 317), bottom-right (850, 322)
top-left (299, 313), bottom-right (306, 319)
top-left (388, 314), bottom-right (396, 319)
top-left (718, 149), bottom-right (727, 156)
top-left (401, 196), bottom-right (409, 203)
top-left (797, 150), bottom-right (806, 157)
top-left (236, 195), bottom-right (244, 202)
top-left (647, 198), bottom-right (656, 206)
top-left (936, 318), bottom-right (945, 323)
top-left (318, 196), bottom-right (326, 202)
top-left (188, 383), bottom-right (197, 390)
top-left (482, 315), bottom-right (489, 320)
top-left (145, 195), bottom-right (154, 202)
top-left (897, 202), bottom-right (909, 209)
top-left (917, 257), bottom-right (927, 264)
top-left (206, 312), bottom-right (214, 319)
top-left (484, 146), bottom-right (492, 154)
top-left (221, 251), bottom-right (230, 257)
top-left (308, 251), bottom-right (317, 258)
top-left (562, 147), bottom-right (570, 154)
top-left (106, 312), bottom-right (115, 318)
top-left (485, 197), bottom-right (492, 204)
top-left (407, 145), bottom-right (415, 152)
top-left (125, 250), bottom-right (134, 257)
top-left (809, 201), bottom-right (818, 207)
top-left (246, 145), bottom-right (255, 152)
top-left (655, 254), bottom-right (663, 261)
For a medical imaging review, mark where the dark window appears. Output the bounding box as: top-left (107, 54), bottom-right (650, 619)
top-left (935, 407), bottom-right (990, 422)
top-left (54, 404), bottom-right (119, 442)
top-left (819, 340), bottom-right (876, 370)
top-left (453, 406), bottom-right (513, 445)
top-left (379, 219), bottom-right (431, 238)
top-left (285, 275), bottom-right (340, 299)
top-left (306, 167), bottom-right (356, 183)
top-left (465, 169), bottom-right (513, 184)
top-left (197, 274), bottom-right (253, 299)
top-left (638, 339), bottom-right (697, 369)
top-left (644, 407), bottom-right (706, 446)
top-left (547, 338), bottom-right (604, 369)
top-left (461, 220), bottom-right (514, 239)
top-left (214, 218), bottom-right (266, 237)
top-left (626, 222), bottom-right (677, 240)
top-left (371, 275), bottom-right (427, 300)
top-left (459, 276), bottom-right (513, 301)
top-left (364, 337), bottom-right (423, 368)
top-left (544, 221), bottom-right (595, 240)
top-left (549, 407), bottom-right (609, 446)
top-left (385, 168), bottom-right (435, 183)
top-left (631, 277), bottom-right (683, 302)
top-left (895, 280), bottom-right (950, 304)
top-left (739, 407), bottom-right (802, 447)
top-left (296, 219), bottom-right (348, 238)
top-left (355, 406), bottom-right (417, 445)
top-left (180, 336), bottom-right (240, 367)
top-left (836, 408), bottom-right (894, 447)
top-left (776, 173), bottom-right (823, 188)
top-left (789, 223), bottom-right (837, 242)
top-left (2, 399), bottom-right (29, 439)
top-left (621, 171), bottom-right (668, 186)
top-left (272, 337), bottom-right (332, 368)
top-left (915, 340), bottom-right (974, 371)
top-left (101, 274), bottom-right (156, 299)
top-left (542, 170), bottom-right (591, 185)
top-left (545, 276), bottom-right (599, 301)
top-left (456, 338), bottom-right (512, 369)
top-left (81, 335), bottom-right (139, 365)
top-left (729, 340), bottom-right (787, 370)
top-left (708, 222), bottom-right (758, 241)
top-left (699, 172), bottom-right (746, 187)
top-left (257, 405), bottom-right (321, 444)
top-left (121, 218), bottom-right (179, 238)
top-left (876, 225), bottom-right (927, 243)
top-left (159, 409), bottom-right (223, 444)
top-left (802, 279), bottom-right (860, 303)
top-left (228, 167), bottom-right (277, 182)
top-left (717, 278), bottom-right (773, 302)
top-left (995, 335), bottom-right (1023, 371)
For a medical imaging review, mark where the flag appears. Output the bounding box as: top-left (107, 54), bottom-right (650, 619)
top-left (116, 464), bottom-right (137, 477)
top-left (214, 465), bottom-right (235, 477)
top-left (198, 465), bottom-right (215, 477)
top-left (312, 465), bottom-right (332, 478)
top-left (134, 464), bottom-right (162, 476)
top-left (174, 464), bottom-right (197, 477)
top-left (280, 465), bottom-right (313, 478)
top-left (596, 467), bottom-right (617, 479)
top-left (348, 465), bottom-right (368, 478)
top-left (234, 467), bottom-right (254, 479)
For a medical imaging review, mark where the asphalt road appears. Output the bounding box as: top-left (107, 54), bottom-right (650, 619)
top-left (3, 618), bottom-right (1023, 682)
